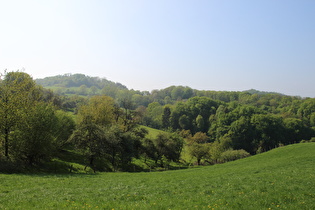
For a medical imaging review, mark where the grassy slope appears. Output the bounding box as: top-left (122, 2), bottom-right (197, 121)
top-left (140, 125), bottom-right (168, 139)
top-left (0, 143), bottom-right (314, 209)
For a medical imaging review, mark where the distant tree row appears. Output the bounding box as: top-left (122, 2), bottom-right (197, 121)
top-left (36, 74), bottom-right (307, 108)
top-left (143, 96), bottom-right (315, 154)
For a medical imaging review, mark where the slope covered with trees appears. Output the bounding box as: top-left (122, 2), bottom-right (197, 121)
top-left (38, 74), bottom-right (315, 162)
top-left (1, 72), bottom-right (314, 173)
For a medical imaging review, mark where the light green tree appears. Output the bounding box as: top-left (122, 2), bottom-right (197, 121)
top-left (0, 71), bottom-right (38, 158)
top-left (77, 95), bottom-right (115, 126)
top-left (53, 110), bottom-right (76, 149)
top-left (196, 114), bottom-right (205, 132)
top-left (187, 132), bottom-right (210, 165)
top-left (71, 95), bottom-right (115, 167)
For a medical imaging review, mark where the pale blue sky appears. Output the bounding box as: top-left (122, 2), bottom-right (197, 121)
top-left (0, 0), bottom-right (314, 97)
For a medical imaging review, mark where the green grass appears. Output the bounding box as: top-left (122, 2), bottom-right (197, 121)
top-left (0, 143), bottom-right (314, 209)
top-left (140, 125), bottom-right (169, 139)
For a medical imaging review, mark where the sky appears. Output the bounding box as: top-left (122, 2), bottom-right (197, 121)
top-left (0, 0), bottom-right (314, 97)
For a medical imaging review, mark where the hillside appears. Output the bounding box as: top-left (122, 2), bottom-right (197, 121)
top-left (0, 143), bottom-right (314, 209)
top-left (35, 73), bottom-right (127, 97)
top-left (33, 73), bottom-right (315, 160)
top-left (36, 73), bottom-right (288, 101)
top-left (36, 73), bottom-right (127, 89)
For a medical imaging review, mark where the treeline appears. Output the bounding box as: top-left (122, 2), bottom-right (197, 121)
top-left (36, 74), bottom-right (306, 110)
top-left (145, 97), bottom-right (315, 154)
top-left (1, 72), bottom-right (315, 173)
top-left (38, 74), bottom-right (315, 162)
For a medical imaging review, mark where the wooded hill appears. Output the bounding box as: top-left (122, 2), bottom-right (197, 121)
top-left (36, 73), bottom-right (284, 103)
top-left (1, 72), bottom-right (314, 173)
top-left (36, 73), bottom-right (315, 152)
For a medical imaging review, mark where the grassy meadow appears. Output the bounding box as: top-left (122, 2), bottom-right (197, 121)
top-left (0, 143), bottom-right (314, 209)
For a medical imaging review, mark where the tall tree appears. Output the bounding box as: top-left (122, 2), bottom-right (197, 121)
top-left (228, 116), bottom-right (255, 154)
top-left (179, 114), bottom-right (190, 130)
top-left (251, 114), bottom-right (285, 153)
top-left (145, 102), bottom-right (163, 128)
top-left (0, 71), bottom-right (38, 158)
top-left (162, 106), bottom-right (171, 129)
top-left (71, 95), bottom-right (115, 170)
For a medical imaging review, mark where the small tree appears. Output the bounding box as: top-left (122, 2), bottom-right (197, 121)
top-left (188, 142), bottom-right (211, 165)
top-left (153, 133), bottom-right (184, 166)
top-left (187, 132), bottom-right (210, 165)
top-left (69, 116), bottom-right (107, 172)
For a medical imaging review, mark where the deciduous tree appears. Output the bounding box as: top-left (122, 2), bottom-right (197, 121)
top-left (0, 71), bottom-right (38, 158)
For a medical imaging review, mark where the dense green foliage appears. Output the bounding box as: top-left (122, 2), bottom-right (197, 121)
top-left (1, 72), bottom-right (315, 172)
top-left (0, 71), bottom-right (75, 167)
top-left (0, 143), bottom-right (314, 209)
top-left (36, 73), bottom-right (127, 94)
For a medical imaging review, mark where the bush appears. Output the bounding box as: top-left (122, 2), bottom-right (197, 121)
top-left (0, 157), bottom-right (23, 173)
top-left (219, 149), bottom-right (250, 163)
top-left (300, 137), bottom-right (315, 143)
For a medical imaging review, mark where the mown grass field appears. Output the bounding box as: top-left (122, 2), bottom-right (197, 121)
top-left (0, 143), bottom-right (314, 209)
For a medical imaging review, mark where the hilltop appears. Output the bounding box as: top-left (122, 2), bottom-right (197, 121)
top-left (36, 73), bottom-right (284, 97)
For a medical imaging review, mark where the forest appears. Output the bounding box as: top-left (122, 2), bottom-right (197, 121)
top-left (1, 72), bottom-right (315, 173)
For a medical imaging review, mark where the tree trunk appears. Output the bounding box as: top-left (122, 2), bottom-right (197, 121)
top-left (89, 155), bottom-right (95, 173)
top-left (111, 151), bottom-right (116, 172)
top-left (4, 128), bottom-right (9, 158)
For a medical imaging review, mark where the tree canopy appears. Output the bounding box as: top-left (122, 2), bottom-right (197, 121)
top-left (1, 71), bottom-right (314, 172)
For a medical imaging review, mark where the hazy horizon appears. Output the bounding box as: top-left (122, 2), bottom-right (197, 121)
top-left (35, 72), bottom-right (300, 97)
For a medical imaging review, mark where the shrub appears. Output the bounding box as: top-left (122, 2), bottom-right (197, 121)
top-left (0, 157), bottom-right (23, 173)
top-left (300, 137), bottom-right (315, 143)
top-left (219, 149), bottom-right (250, 163)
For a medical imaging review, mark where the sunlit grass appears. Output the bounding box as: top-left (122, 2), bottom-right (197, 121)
top-left (140, 125), bottom-right (169, 139)
top-left (0, 143), bottom-right (314, 209)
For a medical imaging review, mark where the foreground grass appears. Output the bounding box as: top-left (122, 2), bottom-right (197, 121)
top-left (0, 143), bottom-right (314, 209)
